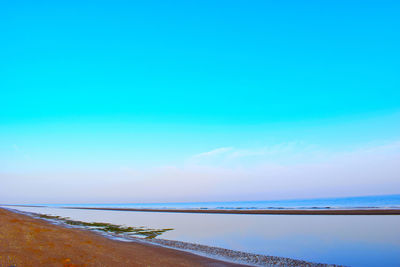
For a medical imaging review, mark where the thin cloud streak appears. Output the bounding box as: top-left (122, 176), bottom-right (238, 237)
top-left (192, 147), bottom-right (233, 158)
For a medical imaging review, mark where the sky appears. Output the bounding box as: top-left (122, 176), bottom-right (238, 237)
top-left (1, 1), bottom-right (400, 204)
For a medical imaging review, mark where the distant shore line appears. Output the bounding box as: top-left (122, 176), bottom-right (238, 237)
top-left (2, 204), bottom-right (400, 215)
top-left (65, 207), bottom-right (400, 215)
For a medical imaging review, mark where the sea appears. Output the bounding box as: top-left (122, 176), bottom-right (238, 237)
top-left (41, 194), bottom-right (400, 210)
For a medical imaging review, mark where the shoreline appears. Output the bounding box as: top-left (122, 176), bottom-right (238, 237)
top-left (1, 207), bottom-right (337, 266)
top-left (62, 207), bottom-right (400, 215)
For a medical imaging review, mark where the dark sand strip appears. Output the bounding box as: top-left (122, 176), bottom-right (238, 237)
top-left (0, 208), bottom-right (248, 267)
top-left (65, 207), bottom-right (400, 215)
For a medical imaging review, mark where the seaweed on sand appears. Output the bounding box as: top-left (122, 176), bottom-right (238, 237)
top-left (37, 214), bottom-right (173, 239)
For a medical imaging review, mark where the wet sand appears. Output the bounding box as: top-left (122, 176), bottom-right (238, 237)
top-left (0, 208), bottom-right (248, 267)
top-left (65, 207), bottom-right (400, 215)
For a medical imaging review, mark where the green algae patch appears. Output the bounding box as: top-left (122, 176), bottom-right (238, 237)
top-left (37, 214), bottom-right (173, 239)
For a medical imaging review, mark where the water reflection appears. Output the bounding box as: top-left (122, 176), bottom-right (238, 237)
top-left (9, 206), bottom-right (400, 267)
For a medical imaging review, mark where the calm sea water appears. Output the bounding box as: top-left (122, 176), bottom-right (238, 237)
top-left (42, 194), bottom-right (400, 210)
top-left (8, 198), bottom-right (400, 267)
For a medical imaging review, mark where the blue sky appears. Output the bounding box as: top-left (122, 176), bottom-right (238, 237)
top-left (1, 1), bottom-right (400, 203)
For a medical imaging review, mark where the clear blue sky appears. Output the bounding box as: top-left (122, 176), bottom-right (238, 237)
top-left (1, 1), bottom-right (399, 203)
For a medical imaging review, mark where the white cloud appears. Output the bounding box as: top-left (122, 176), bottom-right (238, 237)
top-left (190, 141), bottom-right (323, 166)
top-left (192, 147), bottom-right (233, 158)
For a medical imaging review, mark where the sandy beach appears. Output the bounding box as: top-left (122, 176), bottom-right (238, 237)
top-left (0, 208), bottom-right (248, 267)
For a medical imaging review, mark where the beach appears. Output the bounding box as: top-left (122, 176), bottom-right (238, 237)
top-left (2, 0), bottom-right (400, 266)
top-left (0, 208), bottom-right (249, 267)
top-left (3, 205), bottom-right (400, 266)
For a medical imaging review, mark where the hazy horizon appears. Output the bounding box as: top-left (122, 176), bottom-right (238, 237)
top-left (1, 1), bottom-right (400, 204)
